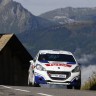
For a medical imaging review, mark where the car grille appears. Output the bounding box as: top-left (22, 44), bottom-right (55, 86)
top-left (47, 71), bottom-right (71, 80)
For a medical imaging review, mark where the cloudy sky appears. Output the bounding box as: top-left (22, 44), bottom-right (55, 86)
top-left (14, 0), bottom-right (96, 15)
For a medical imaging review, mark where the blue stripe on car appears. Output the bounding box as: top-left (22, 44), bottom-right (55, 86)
top-left (39, 60), bottom-right (49, 63)
top-left (35, 76), bottom-right (47, 84)
top-left (67, 62), bottom-right (76, 64)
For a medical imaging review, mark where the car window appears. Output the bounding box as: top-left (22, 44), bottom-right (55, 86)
top-left (38, 54), bottom-right (76, 63)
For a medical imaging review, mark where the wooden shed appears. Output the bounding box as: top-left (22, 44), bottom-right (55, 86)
top-left (0, 34), bottom-right (33, 86)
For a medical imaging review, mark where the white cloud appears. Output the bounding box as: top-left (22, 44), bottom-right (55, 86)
top-left (77, 54), bottom-right (95, 64)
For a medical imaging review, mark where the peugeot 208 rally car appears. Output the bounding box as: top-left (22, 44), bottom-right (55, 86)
top-left (28, 50), bottom-right (81, 89)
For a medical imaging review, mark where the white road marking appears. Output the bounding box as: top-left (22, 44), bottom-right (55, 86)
top-left (37, 93), bottom-right (53, 96)
top-left (14, 88), bottom-right (30, 92)
top-left (0, 85), bottom-right (12, 89)
top-left (0, 85), bottom-right (30, 93)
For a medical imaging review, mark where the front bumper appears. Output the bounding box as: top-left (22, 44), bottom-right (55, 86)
top-left (34, 70), bottom-right (81, 86)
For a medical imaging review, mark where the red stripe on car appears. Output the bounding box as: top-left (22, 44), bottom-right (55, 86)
top-left (45, 64), bottom-right (72, 67)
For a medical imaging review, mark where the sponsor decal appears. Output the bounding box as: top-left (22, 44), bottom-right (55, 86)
top-left (45, 63), bottom-right (72, 67)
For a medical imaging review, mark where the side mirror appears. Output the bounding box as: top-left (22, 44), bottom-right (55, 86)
top-left (29, 60), bottom-right (34, 64)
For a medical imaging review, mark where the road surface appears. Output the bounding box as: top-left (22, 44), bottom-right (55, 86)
top-left (0, 85), bottom-right (96, 96)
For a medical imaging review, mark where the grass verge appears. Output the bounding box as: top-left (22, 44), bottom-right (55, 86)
top-left (81, 72), bottom-right (96, 90)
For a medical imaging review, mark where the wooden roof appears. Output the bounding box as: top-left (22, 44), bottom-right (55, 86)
top-left (0, 34), bottom-right (33, 63)
top-left (0, 34), bottom-right (13, 51)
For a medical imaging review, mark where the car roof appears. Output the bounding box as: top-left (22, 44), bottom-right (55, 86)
top-left (38, 50), bottom-right (73, 55)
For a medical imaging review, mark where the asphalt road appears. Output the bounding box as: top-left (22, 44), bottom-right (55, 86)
top-left (0, 85), bottom-right (96, 96)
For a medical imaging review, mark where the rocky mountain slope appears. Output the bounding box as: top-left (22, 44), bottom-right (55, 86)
top-left (0, 0), bottom-right (55, 34)
top-left (40, 7), bottom-right (96, 24)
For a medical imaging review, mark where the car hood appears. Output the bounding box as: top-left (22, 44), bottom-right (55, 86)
top-left (37, 60), bottom-right (77, 71)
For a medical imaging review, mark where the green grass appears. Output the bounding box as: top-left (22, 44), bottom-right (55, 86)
top-left (81, 72), bottom-right (96, 90)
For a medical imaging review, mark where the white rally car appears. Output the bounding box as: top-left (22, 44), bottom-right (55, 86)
top-left (28, 50), bottom-right (81, 89)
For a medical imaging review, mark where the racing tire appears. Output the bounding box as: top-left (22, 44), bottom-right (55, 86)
top-left (28, 76), bottom-right (32, 86)
top-left (74, 83), bottom-right (81, 89)
top-left (74, 85), bottom-right (81, 89)
top-left (74, 79), bottom-right (81, 90)
top-left (28, 82), bottom-right (32, 86)
top-left (67, 85), bottom-right (73, 89)
top-left (28, 76), bottom-right (40, 87)
top-left (33, 83), bottom-right (40, 87)
top-left (32, 75), bottom-right (40, 87)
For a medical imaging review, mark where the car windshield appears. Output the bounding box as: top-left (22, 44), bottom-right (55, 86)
top-left (38, 54), bottom-right (76, 63)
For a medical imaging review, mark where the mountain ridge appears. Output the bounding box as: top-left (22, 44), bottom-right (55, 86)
top-left (39, 7), bottom-right (96, 24)
top-left (0, 1), bottom-right (96, 65)
top-left (0, 0), bottom-right (56, 34)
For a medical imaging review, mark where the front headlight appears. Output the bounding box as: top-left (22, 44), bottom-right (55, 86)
top-left (36, 64), bottom-right (46, 71)
top-left (72, 66), bottom-right (80, 73)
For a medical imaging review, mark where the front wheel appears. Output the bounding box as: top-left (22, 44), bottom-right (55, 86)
top-left (31, 75), bottom-right (40, 87)
top-left (28, 77), bottom-right (32, 86)
top-left (67, 85), bottom-right (73, 89)
top-left (74, 79), bottom-right (81, 89)
top-left (74, 85), bottom-right (81, 89)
